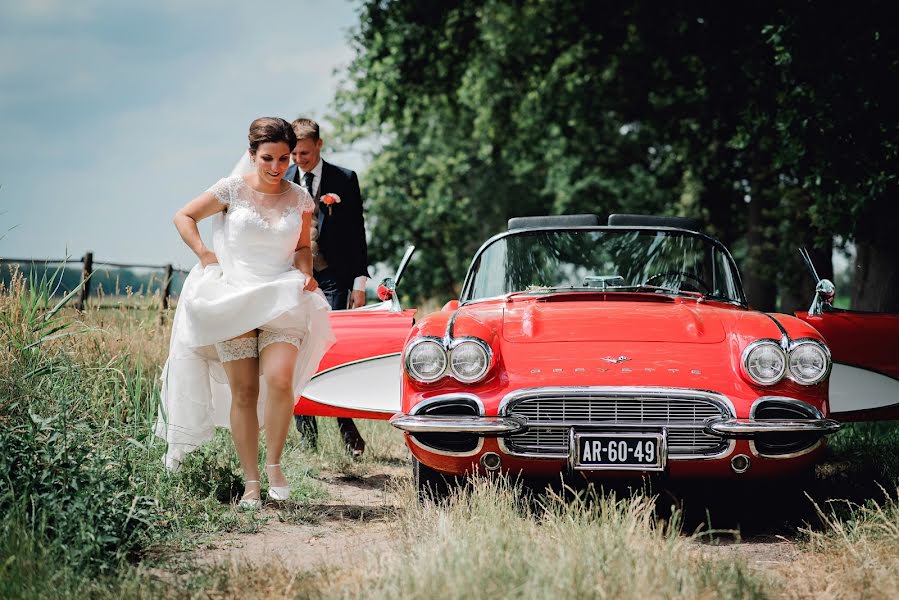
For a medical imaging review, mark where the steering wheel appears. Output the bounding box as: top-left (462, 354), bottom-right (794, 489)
top-left (642, 271), bottom-right (712, 294)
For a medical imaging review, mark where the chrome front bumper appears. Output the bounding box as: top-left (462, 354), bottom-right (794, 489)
top-left (390, 414), bottom-right (841, 437)
top-left (389, 414), bottom-right (525, 434)
top-left (704, 418), bottom-right (841, 436)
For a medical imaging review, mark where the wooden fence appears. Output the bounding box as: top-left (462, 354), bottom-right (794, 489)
top-left (0, 252), bottom-right (190, 310)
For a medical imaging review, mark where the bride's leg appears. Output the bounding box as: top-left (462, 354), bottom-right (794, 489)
top-left (259, 335), bottom-right (299, 489)
top-left (218, 331), bottom-right (261, 500)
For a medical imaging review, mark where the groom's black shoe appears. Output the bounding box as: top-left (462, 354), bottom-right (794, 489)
top-left (294, 415), bottom-right (319, 449)
top-left (338, 418), bottom-right (365, 458)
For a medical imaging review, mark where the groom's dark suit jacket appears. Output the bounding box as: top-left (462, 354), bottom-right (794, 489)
top-left (284, 160), bottom-right (369, 291)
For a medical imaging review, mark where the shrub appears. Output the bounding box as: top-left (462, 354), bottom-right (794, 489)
top-left (0, 407), bottom-right (158, 573)
top-left (0, 268), bottom-right (161, 575)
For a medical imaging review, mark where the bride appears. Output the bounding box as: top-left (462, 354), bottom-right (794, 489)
top-left (155, 117), bottom-right (335, 508)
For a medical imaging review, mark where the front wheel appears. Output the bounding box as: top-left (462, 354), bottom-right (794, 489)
top-left (413, 456), bottom-right (459, 502)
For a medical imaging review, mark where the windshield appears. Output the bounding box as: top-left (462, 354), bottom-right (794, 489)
top-left (462, 228), bottom-right (744, 304)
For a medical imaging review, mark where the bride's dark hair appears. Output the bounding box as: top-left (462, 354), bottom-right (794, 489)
top-left (248, 117), bottom-right (297, 154)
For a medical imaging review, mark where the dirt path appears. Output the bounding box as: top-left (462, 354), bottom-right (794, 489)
top-left (193, 463), bottom-right (802, 573)
top-left (692, 535), bottom-right (800, 569)
top-left (193, 465), bottom-right (407, 571)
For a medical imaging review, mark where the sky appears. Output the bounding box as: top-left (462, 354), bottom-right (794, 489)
top-left (0, 0), bottom-right (365, 270)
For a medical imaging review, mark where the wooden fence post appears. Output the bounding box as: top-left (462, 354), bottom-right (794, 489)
top-left (162, 263), bottom-right (173, 310)
top-left (78, 251), bottom-right (93, 310)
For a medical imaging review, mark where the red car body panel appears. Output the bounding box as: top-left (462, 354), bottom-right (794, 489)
top-left (294, 307), bottom-right (416, 421)
top-left (296, 228), bottom-right (895, 485)
top-left (795, 310), bottom-right (899, 421)
top-left (795, 311), bottom-right (899, 379)
top-left (399, 294), bottom-right (834, 479)
top-left (402, 298), bottom-right (829, 419)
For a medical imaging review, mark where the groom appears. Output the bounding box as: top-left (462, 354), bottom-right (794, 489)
top-left (285, 117), bottom-right (370, 456)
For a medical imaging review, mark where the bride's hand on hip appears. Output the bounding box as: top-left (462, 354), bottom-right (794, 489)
top-left (303, 275), bottom-right (319, 292)
top-left (200, 250), bottom-right (219, 267)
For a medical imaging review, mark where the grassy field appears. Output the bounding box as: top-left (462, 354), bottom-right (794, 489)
top-left (2, 270), bottom-right (899, 599)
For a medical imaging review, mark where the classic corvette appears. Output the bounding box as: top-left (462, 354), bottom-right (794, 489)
top-left (295, 215), bottom-right (899, 497)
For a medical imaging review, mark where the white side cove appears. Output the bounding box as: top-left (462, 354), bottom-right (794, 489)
top-left (829, 362), bottom-right (899, 414)
top-left (301, 353), bottom-right (402, 414)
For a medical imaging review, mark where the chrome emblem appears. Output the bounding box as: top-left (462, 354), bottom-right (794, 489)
top-left (600, 356), bottom-right (631, 364)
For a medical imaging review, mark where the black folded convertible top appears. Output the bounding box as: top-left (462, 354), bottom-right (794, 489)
top-left (507, 214), bottom-right (599, 230)
top-left (506, 213), bottom-right (702, 232)
top-left (607, 213), bottom-right (702, 232)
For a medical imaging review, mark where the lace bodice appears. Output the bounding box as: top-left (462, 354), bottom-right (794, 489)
top-left (206, 175), bottom-right (314, 282)
top-left (208, 175), bottom-right (314, 221)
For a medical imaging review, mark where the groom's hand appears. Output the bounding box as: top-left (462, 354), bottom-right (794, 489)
top-left (349, 289), bottom-right (366, 309)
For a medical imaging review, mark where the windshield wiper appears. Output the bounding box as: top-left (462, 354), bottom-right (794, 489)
top-left (504, 285), bottom-right (705, 300)
top-left (504, 286), bottom-right (612, 300)
top-left (604, 284), bottom-right (705, 299)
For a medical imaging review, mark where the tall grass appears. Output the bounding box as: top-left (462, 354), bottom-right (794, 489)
top-left (343, 478), bottom-right (769, 600)
top-left (826, 421), bottom-right (899, 485)
top-left (0, 269), bottom-right (165, 580)
top-left (0, 268), bottom-right (289, 594)
top-left (10, 479), bottom-right (767, 600)
top-left (0, 265), bottom-right (403, 595)
top-left (772, 489), bottom-right (899, 599)
top-left (4, 264), bottom-right (899, 599)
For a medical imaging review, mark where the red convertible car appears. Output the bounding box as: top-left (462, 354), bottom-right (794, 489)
top-left (296, 215), bottom-right (899, 497)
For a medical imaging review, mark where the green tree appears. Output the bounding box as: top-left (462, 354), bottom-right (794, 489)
top-left (757, 5), bottom-right (899, 311)
top-left (336, 0), bottom-right (898, 311)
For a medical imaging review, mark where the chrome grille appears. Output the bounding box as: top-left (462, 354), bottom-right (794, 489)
top-left (502, 389), bottom-right (730, 458)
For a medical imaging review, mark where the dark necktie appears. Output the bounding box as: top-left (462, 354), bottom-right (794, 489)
top-left (303, 172), bottom-right (315, 197)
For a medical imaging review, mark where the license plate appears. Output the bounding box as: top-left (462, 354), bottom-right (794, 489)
top-left (572, 432), bottom-right (666, 471)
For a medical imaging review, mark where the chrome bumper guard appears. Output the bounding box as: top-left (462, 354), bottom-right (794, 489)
top-left (705, 418), bottom-right (841, 436)
top-left (389, 414), bottom-right (525, 435)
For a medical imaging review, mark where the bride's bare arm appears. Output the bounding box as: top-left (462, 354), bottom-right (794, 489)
top-left (173, 192), bottom-right (225, 266)
top-left (294, 211), bottom-right (317, 291)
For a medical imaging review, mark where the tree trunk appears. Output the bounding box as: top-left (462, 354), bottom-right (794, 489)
top-left (852, 197), bottom-right (899, 312)
top-left (742, 182), bottom-right (779, 312)
top-left (703, 183), bottom-right (740, 251)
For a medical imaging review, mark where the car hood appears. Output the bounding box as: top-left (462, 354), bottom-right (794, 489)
top-left (502, 298), bottom-right (727, 344)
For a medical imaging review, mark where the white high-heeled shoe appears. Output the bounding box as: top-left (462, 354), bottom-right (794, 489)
top-left (266, 464), bottom-right (290, 501)
top-left (238, 480), bottom-right (262, 510)
top-left (163, 453), bottom-right (181, 473)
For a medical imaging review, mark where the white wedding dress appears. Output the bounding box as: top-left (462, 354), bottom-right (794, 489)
top-left (155, 174), bottom-right (335, 470)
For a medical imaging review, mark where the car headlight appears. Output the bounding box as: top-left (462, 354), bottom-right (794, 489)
top-left (743, 340), bottom-right (786, 385)
top-left (405, 338), bottom-right (447, 382)
top-left (449, 339), bottom-right (491, 383)
top-left (788, 339), bottom-right (831, 385)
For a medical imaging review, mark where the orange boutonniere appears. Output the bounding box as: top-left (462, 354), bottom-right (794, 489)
top-left (321, 193), bottom-right (341, 215)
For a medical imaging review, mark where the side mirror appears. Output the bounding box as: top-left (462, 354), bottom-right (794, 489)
top-left (354, 247), bottom-right (415, 313)
top-left (377, 277), bottom-right (401, 312)
top-left (799, 247), bottom-right (834, 316)
top-left (377, 277), bottom-right (395, 301)
top-left (808, 278), bottom-right (835, 316)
